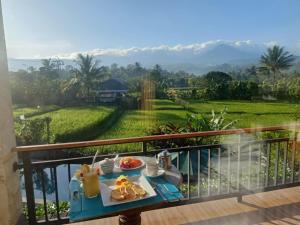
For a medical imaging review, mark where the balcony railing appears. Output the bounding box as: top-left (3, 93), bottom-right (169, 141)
top-left (14, 125), bottom-right (300, 225)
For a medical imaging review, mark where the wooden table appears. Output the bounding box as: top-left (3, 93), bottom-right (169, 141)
top-left (69, 156), bottom-right (183, 225)
top-left (116, 157), bottom-right (182, 225)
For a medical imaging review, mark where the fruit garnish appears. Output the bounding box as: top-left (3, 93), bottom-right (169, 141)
top-left (80, 164), bottom-right (90, 174)
top-left (115, 175), bottom-right (128, 186)
top-left (119, 157), bottom-right (142, 169)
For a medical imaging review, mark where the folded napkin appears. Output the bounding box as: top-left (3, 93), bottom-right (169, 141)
top-left (147, 177), bottom-right (184, 202)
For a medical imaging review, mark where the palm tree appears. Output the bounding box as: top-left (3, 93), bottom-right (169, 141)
top-left (259, 45), bottom-right (295, 85)
top-left (70, 54), bottom-right (108, 97)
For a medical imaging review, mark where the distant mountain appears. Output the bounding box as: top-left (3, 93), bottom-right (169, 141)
top-left (7, 40), bottom-right (299, 74)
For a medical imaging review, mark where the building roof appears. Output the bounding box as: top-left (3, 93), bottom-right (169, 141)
top-left (96, 78), bottom-right (128, 91)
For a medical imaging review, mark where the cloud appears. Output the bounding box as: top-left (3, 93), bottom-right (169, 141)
top-left (7, 39), bottom-right (274, 59)
top-left (50, 40), bottom-right (261, 60)
top-left (264, 40), bottom-right (278, 47)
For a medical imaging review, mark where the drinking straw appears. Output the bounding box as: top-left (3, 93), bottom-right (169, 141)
top-left (91, 150), bottom-right (99, 169)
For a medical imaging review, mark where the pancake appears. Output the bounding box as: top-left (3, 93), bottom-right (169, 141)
top-left (111, 189), bottom-right (125, 201)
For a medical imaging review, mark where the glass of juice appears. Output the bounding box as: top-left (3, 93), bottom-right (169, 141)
top-left (82, 170), bottom-right (100, 198)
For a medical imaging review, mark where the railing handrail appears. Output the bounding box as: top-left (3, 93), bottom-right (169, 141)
top-left (13, 125), bottom-right (298, 153)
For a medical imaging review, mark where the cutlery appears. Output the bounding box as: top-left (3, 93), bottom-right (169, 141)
top-left (150, 180), bottom-right (177, 197)
top-left (149, 181), bottom-right (167, 201)
top-left (149, 180), bottom-right (178, 202)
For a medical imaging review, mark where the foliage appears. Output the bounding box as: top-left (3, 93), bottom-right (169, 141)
top-left (149, 64), bottom-right (168, 98)
top-left (260, 45), bottom-right (295, 85)
top-left (149, 108), bottom-right (237, 148)
top-left (62, 54), bottom-right (110, 101)
top-left (13, 105), bottom-right (60, 119)
top-left (23, 201), bottom-right (69, 221)
top-left (169, 80), bottom-right (259, 100)
top-left (204, 71), bottom-right (233, 85)
top-left (15, 117), bottom-right (51, 145)
top-left (9, 51), bottom-right (300, 106)
top-left (10, 69), bottom-right (63, 106)
top-left (184, 108), bottom-right (237, 132)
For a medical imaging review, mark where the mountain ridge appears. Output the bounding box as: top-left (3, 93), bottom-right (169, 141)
top-left (8, 41), bottom-right (299, 74)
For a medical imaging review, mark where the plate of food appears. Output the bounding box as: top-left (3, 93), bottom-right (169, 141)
top-left (99, 175), bottom-right (157, 206)
top-left (116, 156), bottom-right (145, 170)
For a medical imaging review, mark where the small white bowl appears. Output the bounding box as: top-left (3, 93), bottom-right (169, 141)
top-left (99, 158), bottom-right (114, 174)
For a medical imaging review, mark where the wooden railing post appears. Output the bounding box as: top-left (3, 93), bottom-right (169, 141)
top-left (22, 152), bottom-right (37, 224)
top-left (291, 127), bottom-right (298, 183)
top-left (142, 141), bottom-right (147, 155)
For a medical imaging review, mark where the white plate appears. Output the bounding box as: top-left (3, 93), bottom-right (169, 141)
top-left (115, 157), bottom-right (145, 171)
top-left (141, 168), bottom-right (165, 178)
top-left (99, 175), bottom-right (157, 207)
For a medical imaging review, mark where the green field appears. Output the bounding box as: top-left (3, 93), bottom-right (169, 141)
top-left (98, 100), bottom-right (300, 140)
top-left (33, 106), bottom-right (116, 142)
top-left (14, 100), bottom-right (300, 149)
top-left (188, 100), bottom-right (300, 128)
top-left (99, 100), bottom-right (187, 139)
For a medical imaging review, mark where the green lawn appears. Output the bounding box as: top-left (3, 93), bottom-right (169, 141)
top-left (188, 100), bottom-right (300, 128)
top-left (33, 106), bottom-right (116, 142)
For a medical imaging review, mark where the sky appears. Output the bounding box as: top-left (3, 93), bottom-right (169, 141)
top-left (2, 0), bottom-right (300, 58)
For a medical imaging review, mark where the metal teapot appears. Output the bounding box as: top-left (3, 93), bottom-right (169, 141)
top-left (157, 150), bottom-right (172, 170)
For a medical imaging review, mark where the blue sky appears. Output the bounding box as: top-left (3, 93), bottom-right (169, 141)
top-left (2, 0), bottom-right (300, 58)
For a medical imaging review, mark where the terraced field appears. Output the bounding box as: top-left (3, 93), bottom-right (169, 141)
top-left (188, 100), bottom-right (300, 128)
top-left (32, 106), bottom-right (117, 142)
top-left (14, 100), bottom-right (300, 153)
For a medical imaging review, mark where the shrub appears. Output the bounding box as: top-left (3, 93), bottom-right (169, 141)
top-left (15, 117), bottom-right (52, 145)
top-left (148, 108), bottom-right (237, 148)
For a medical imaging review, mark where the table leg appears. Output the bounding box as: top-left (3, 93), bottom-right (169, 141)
top-left (119, 211), bottom-right (141, 225)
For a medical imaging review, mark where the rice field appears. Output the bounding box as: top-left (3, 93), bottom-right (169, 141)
top-left (188, 100), bottom-right (300, 128)
top-left (98, 99), bottom-right (300, 140)
top-left (13, 99), bottom-right (300, 152)
top-left (32, 106), bottom-right (116, 142)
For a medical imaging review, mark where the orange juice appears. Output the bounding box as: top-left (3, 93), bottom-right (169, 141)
top-left (82, 171), bottom-right (99, 198)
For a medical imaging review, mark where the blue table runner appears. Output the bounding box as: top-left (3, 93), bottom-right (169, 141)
top-left (69, 169), bottom-right (183, 222)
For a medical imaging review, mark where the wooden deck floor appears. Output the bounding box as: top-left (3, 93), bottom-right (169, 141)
top-left (70, 186), bottom-right (300, 225)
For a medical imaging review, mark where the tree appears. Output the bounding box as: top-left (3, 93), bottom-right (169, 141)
top-left (203, 71), bottom-right (232, 99)
top-left (69, 54), bottom-right (108, 98)
top-left (39, 58), bottom-right (62, 79)
top-left (204, 71), bottom-right (232, 85)
top-left (259, 45), bottom-right (295, 86)
top-left (245, 65), bottom-right (259, 82)
top-left (149, 64), bottom-right (167, 98)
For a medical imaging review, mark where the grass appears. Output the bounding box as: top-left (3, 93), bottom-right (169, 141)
top-left (99, 100), bottom-right (300, 140)
top-left (14, 99), bottom-right (300, 153)
top-left (90, 99), bottom-right (300, 153)
top-left (13, 105), bottom-right (60, 118)
top-left (188, 100), bottom-right (300, 128)
top-left (33, 106), bottom-right (116, 142)
top-left (99, 100), bottom-right (187, 139)
top-left (91, 100), bottom-right (188, 153)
